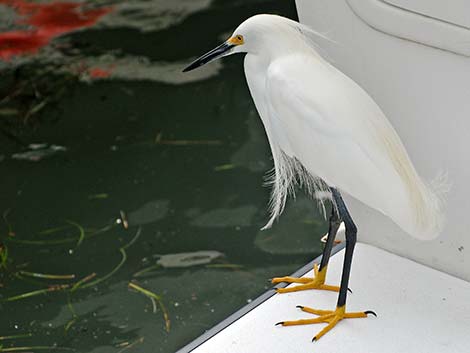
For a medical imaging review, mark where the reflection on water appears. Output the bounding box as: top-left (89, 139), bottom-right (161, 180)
top-left (89, 56), bottom-right (224, 84)
top-left (99, 0), bottom-right (214, 33)
top-left (0, 0), bottom-right (113, 60)
top-left (189, 205), bottom-right (258, 228)
top-left (128, 200), bottom-right (169, 226)
top-left (0, 1), bottom-right (327, 352)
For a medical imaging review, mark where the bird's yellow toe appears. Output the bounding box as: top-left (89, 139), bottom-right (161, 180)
top-left (272, 263), bottom-right (340, 293)
top-left (276, 305), bottom-right (376, 341)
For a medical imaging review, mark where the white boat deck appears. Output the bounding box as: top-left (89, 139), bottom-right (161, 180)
top-left (177, 243), bottom-right (470, 353)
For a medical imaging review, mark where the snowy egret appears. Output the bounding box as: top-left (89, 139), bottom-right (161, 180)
top-left (183, 14), bottom-right (444, 342)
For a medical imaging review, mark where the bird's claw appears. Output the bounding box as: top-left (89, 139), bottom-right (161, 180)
top-left (276, 305), bottom-right (376, 341)
top-left (364, 310), bottom-right (377, 317)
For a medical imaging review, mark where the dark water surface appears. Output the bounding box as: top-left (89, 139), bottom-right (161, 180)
top-left (0, 1), bottom-right (328, 352)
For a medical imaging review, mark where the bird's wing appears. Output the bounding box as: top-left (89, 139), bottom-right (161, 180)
top-left (265, 54), bottom-right (400, 196)
top-left (264, 54), bottom-right (442, 238)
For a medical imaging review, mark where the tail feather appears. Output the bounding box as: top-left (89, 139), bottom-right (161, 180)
top-left (374, 114), bottom-right (448, 240)
top-left (410, 172), bottom-right (448, 239)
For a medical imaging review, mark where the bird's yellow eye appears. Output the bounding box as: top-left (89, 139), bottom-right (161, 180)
top-left (228, 34), bottom-right (244, 45)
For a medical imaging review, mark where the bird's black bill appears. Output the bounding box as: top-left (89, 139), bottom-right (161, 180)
top-left (182, 42), bottom-right (233, 72)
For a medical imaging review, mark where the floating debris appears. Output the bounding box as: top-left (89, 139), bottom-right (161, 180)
top-left (0, 333), bottom-right (33, 340)
top-left (88, 193), bottom-right (109, 200)
top-left (155, 132), bottom-right (222, 146)
top-left (128, 282), bottom-right (170, 332)
top-left (38, 225), bottom-right (71, 235)
top-left (7, 237), bottom-right (77, 246)
top-left (116, 337), bottom-right (145, 353)
top-left (11, 144), bottom-right (66, 162)
top-left (65, 293), bottom-right (78, 332)
top-left (156, 250), bottom-right (223, 268)
top-left (149, 296), bottom-right (158, 313)
top-left (23, 99), bottom-right (49, 120)
top-left (214, 164), bottom-right (236, 172)
top-left (28, 143), bottom-right (47, 150)
top-left (3, 286), bottom-right (68, 302)
top-left (64, 317), bottom-right (77, 333)
top-left (70, 273), bottom-right (96, 292)
top-left (4, 262), bottom-right (111, 302)
top-left (117, 210), bottom-right (129, 229)
top-left (18, 271), bottom-right (75, 280)
top-left (64, 220), bottom-right (85, 247)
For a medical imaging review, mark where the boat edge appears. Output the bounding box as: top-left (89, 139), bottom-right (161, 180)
top-left (175, 243), bottom-right (346, 353)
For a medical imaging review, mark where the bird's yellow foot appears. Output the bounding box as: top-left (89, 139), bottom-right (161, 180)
top-left (272, 263), bottom-right (340, 293)
top-left (276, 305), bottom-right (376, 341)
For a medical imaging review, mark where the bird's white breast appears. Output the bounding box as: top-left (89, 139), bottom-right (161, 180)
top-left (244, 54), bottom-right (295, 157)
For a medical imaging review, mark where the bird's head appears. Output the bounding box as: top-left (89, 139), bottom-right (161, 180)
top-left (182, 14), bottom-right (298, 72)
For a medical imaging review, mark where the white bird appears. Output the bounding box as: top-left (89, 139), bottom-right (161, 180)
top-left (183, 14), bottom-right (445, 342)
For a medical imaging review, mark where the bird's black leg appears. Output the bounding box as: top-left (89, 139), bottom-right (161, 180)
top-left (276, 188), bottom-right (375, 341)
top-left (330, 188), bottom-right (355, 307)
top-left (319, 205), bottom-right (341, 273)
top-left (272, 196), bottom-right (342, 293)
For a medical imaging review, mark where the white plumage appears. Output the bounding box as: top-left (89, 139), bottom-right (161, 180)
top-left (182, 13), bottom-right (446, 340)
top-left (184, 14), bottom-right (445, 240)
top-left (238, 15), bottom-right (445, 239)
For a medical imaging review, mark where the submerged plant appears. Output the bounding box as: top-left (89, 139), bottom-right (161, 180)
top-left (0, 243), bottom-right (8, 269)
top-left (128, 282), bottom-right (170, 333)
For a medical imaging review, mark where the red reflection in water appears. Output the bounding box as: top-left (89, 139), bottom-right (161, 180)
top-left (0, 0), bottom-right (113, 60)
top-left (88, 67), bottom-right (113, 79)
top-left (0, 30), bottom-right (48, 60)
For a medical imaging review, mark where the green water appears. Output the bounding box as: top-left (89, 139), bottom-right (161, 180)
top-left (0, 1), bottom-right (328, 352)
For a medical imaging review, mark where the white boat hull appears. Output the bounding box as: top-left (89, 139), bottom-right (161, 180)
top-left (296, 0), bottom-right (470, 281)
